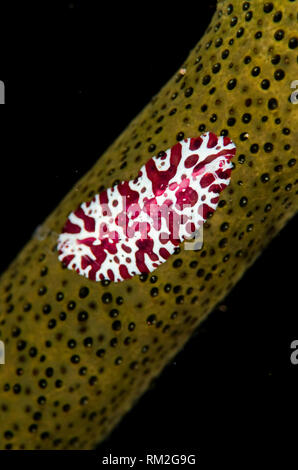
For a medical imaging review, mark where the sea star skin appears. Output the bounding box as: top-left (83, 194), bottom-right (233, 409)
top-left (57, 132), bottom-right (236, 282)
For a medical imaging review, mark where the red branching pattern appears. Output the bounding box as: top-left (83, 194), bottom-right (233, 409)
top-left (57, 132), bottom-right (236, 282)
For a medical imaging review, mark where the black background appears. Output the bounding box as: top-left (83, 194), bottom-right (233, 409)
top-left (1, 0), bottom-right (297, 466)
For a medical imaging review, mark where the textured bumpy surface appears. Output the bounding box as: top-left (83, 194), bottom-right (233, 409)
top-left (0, 0), bottom-right (297, 450)
top-left (58, 133), bottom-right (236, 282)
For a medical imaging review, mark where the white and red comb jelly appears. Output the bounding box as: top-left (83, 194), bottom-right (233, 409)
top-left (57, 132), bottom-right (236, 282)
